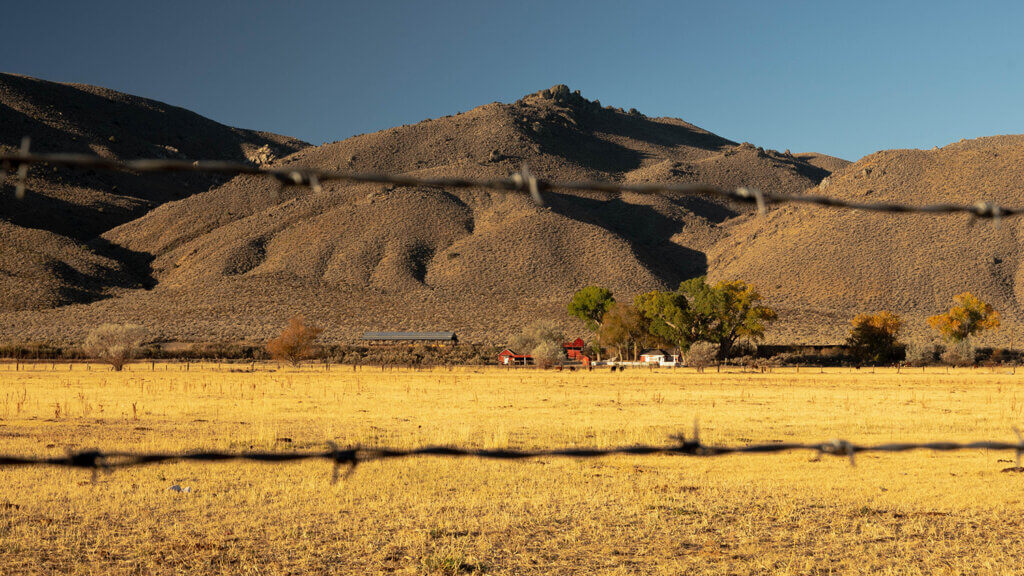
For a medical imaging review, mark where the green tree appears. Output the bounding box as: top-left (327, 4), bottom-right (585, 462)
top-left (847, 311), bottom-right (903, 365)
top-left (598, 302), bottom-right (658, 361)
top-left (690, 278), bottom-right (777, 358)
top-left (567, 286), bottom-right (615, 331)
top-left (567, 286), bottom-right (614, 360)
top-left (636, 277), bottom-right (776, 358)
top-left (634, 290), bottom-right (701, 352)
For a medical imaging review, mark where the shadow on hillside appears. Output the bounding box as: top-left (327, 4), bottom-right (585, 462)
top-left (0, 80), bottom-right (298, 239)
top-left (88, 236), bottom-right (157, 289)
top-left (544, 191), bottom-right (708, 287)
top-left (41, 238), bottom-right (158, 309)
top-left (529, 122), bottom-right (649, 173)
top-left (0, 73), bottom-right (294, 160)
top-left (519, 102), bottom-right (751, 176)
top-left (589, 109), bottom-right (734, 152)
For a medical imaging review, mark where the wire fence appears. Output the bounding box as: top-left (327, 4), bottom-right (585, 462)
top-left (0, 138), bottom-right (1017, 219)
top-left (2, 140), bottom-right (1023, 481)
top-left (3, 428), bottom-right (1023, 481)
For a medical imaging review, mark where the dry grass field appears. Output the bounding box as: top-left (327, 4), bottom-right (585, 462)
top-left (2, 363), bottom-right (1024, 575)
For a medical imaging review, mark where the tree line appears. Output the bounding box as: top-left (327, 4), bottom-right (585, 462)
top-left (567, 277), bottom-right (776, 362)
top-left (570, 281), bottom-right (1003, 366)
top-left (64, 284), bottom-right (1004, 370)
top-left (847, 292), bottom-right (1000, 365)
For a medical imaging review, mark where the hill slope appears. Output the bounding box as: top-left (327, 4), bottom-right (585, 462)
top-left (0, 73), bottom-right (308, 311)
top-left (0, 84), bottom-right (838, 343)
top-left (709, 136), bottom-right (1024, 344)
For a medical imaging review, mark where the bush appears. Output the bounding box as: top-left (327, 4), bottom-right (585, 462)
top-left (83, 324), bottom-right (147, 371)
top-left (685, 342), bottom-right (719, 369)
top-left (266, 316), bottom-right (322, 366)
top-left (940, 341), bottom-right (975, 366)
top-left (511, 320), bottom-right (565, 353)
top-left (531, 340), bottom-right (566, 368)
top-left (904, 341), bottom-right (939, 366)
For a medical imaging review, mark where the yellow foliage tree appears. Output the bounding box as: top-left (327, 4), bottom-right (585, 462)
top-left (927, 293), bottom-right (1000, 343)
top-left (847, 312), bottom-right (902, 364)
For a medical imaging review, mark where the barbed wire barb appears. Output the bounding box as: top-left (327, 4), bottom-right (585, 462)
top-left (13, 136), bottom-right (30, 200)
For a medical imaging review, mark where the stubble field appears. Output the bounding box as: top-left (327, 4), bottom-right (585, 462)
top-left (1, 363), bottom-right (1024, 575)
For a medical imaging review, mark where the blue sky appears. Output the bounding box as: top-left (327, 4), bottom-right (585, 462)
top-left (3, 1), bottom-right (1023, 160)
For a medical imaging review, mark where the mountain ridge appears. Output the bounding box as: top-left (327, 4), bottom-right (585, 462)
top-left (2, 79), bottom-right (858, 344)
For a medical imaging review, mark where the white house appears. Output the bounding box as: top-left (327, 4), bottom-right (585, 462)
top-left (639, 349), bottom-right (681, 366)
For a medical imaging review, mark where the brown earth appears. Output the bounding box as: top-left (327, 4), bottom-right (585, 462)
top-left (1, 80), bottom-right (860, 345)
top-left (0, 73), bottom-right (307, 311)
top-left (710, 136), bottom-right (1024, 345)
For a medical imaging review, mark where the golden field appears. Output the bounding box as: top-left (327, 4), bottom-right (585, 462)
top-left (2, 363), bottom-right (1024, 575)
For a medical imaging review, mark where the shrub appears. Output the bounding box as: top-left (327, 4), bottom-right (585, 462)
top-left (266, 316), bottom-right (322, 366)
top-left (510, 320), bottom-right (564, 354)
top-left (531, 340), bottom-right (566, 368)
top-left (940, 341), bottom-right (975, 366)
top-left (685, 342), bottom-right (719, 369)
top-left (83, 324), bottom-right (147, 371)
top-left (904, 341), bottom-right (939, 366)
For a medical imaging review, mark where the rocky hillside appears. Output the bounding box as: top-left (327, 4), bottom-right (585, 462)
top-left (0, 83), bottom-right (840, 343)
top-left (0, 73), bottom-right (308, 312)
top-left (710, 136), bottom-right (1024, 345)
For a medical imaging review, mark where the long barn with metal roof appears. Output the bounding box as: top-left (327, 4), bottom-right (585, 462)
top-left (360, 331), bottom-right (458, 343)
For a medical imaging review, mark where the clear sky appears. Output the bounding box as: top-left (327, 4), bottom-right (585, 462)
top-left (3, 1), bottom-right (1023, 160)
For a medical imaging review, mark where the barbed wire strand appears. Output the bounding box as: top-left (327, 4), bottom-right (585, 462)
top-left (2, 427), bottom-right (1022, 483)
top-left (0, 145), bottom-right (1015, 219)
top-left (2, 145), bottom-right (1022, 481)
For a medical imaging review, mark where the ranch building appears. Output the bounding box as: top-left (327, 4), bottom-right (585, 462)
top-left (361, 331), bottom-right (458, 345)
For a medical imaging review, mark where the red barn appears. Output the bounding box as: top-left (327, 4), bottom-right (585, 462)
top-left (497, 349), bottom-right (532, 365)
top-left (562, 338), bottom-right (585, 361)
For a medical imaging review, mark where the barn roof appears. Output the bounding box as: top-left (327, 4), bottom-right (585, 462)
top-left (361, 331), bottom-right (457, 341)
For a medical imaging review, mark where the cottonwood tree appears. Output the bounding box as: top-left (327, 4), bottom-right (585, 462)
top-left (598, 302), bottom-right (641, 361)
top-left (83, 324), bottom-right (147, 371)
top-left (928, 292), bottom-right (1000, 343)
top-left (689, 278), bottom-right (777, 358)
top-left (633, 290), bottom-right (700, 352)
top-left (266, 316), bottom-right (323, 366)
top-left (598, 302), bottom-right (658, 361)
top-left (567, 286), bottom-right (614, 359)
top-left (635, 277), bottom-right (776, 358)
top-left (847, 312), bottom-right (903, 365)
